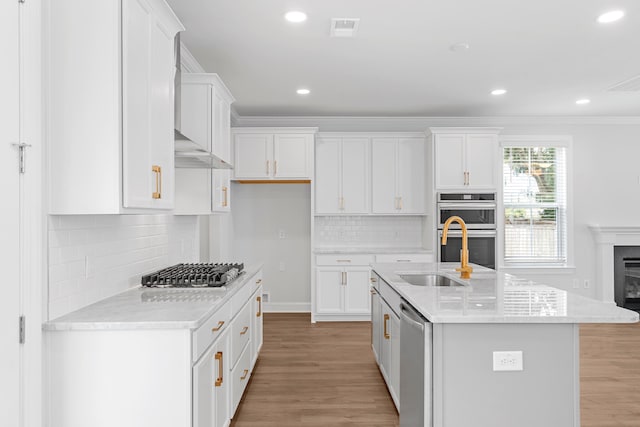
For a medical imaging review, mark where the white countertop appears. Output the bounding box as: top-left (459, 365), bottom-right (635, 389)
top-left (372, 263), bottom-right (639, 324)
top-left (314, 247), bottom-right (430, 254)
top-left (43, 264), bottom-right (262, 331)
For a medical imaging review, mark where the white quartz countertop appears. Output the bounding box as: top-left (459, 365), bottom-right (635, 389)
top-left (314, 247), bottom-right (430, 254)
top-left (43, 264), bottom-right (262, 331)
top-left (372, 263), bottom-right (639, 324)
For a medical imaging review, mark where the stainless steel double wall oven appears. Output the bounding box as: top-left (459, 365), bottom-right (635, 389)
top-left (437, 193), bottom-right (497, 269)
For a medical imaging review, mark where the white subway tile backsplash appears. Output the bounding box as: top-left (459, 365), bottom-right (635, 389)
top-left (48, 214), bottom-right (198, 319)
top-left (314, 216), bottom-right (423, 249)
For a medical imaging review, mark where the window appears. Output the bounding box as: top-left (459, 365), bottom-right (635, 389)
top-left (502, 137), bottom-right (570, 265)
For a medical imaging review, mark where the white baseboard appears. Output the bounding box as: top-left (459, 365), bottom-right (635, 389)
top-left (263, 302), bottom-right (311, 313)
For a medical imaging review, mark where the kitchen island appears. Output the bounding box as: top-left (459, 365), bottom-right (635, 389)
top-left (371, 262), bottom-right (638, 427)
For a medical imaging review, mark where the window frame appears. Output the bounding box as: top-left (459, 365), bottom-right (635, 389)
top-left (498, 135), bottom-right (574, 270)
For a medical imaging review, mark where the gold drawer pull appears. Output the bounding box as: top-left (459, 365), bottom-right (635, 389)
top-left (383, 314), bottom-right (390, 340)
top-left (256, 296), bottom-right (262, 317)
top-left (266, 160), bottom-right (269, 175)
top-left (240, 326), bottom-right (249, 335)
top-left (222, 186), bottom-right (228, 207)
top-left (214, 351), bottom-right (223, 387)
top-left (152, 165), bottom-right (162, 199)
top-left (211, 321), bottom-right (225, 332)
top-left (240, 369), bottom-right (249, 380)
top-left (370, 277), bottom-right (377, 283)
top-left (274, 160), bottom-right (277, 176)
top-left (256, 278), bottom-right (262, 285)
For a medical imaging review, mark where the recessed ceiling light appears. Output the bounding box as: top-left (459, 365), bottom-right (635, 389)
top-left (491, 89), bottom-right (507, 96)
top-left (296, 88), bottom-right (310, 95)
top-left (597, 10), bottom-right (625, 23)
top-left (450, 42), bottom-right (470, 52)
top-left (576, 98), bottom-right (591, 105)
top-left (285, 11), bottom-right (307, 23)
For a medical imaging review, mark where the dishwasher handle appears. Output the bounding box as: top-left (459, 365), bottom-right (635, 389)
top-left (400, 303), bottom-right (426, 331)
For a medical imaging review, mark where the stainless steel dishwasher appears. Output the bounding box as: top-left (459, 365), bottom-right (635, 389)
top-left (399, 301), bottom-right (432, 427)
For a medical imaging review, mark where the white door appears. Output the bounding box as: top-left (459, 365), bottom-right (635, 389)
top-left (1, 1), bottom-right (21, 424)
top-left (371, 290), bottom-right (382, 363)
top-left (371, 138), bottom-right (398, 213)
top-left (273, 134), bottom-right (312, 178)
top-left (315, 138), bottom-right (341, 213)
top-left (343, 268), bottom-right (371, 314)
top-left (465, 133), bottom-right (498, 188)
top-left (435, 134), bottom-right (466, 189)
top-left (234, 134), bottom-right (271, 178)
top-left (397, 138), bottom-right (425, 214)
top-left (341, 138), bottom-right (370, 214)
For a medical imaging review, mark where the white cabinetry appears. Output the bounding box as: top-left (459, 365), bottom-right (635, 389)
top-left (371, 272), bottom-right (401, 410)
top-left (193, 330), bottom-right (229, 427)
top-left (315, 136), bottom-right (370, 214)
top-left (250, 273), bottom-right (264, 369)
top-left (175, 73), bottom-right (235, 215)
top-left (48, 0), bottom-right (183, 214)
top-left (232, 128), bottom-right (317, 180)
top-left (314, 255), bottom-right (373, 321)
top-left (371, 137), bottom-right (426, 214)
top-left (431, 127), bottom-right (502, 190)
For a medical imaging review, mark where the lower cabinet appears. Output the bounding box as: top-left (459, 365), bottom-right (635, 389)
top-left (371, 272), bottom-right (401, 411)
top-left (315, 266), bottom-right (371, 319)
top-left (193, 330), bottom-right (229, 427)
top-left (251, 276), bottom-right (264, 368)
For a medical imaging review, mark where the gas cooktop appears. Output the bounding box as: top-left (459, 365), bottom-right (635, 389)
top-left (140, 263), bottom-right (244, 288)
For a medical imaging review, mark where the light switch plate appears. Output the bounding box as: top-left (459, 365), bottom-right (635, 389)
top-left (493, 351), bottom-right (523, 371)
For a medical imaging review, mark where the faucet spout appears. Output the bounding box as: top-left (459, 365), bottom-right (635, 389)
top-left (441, 215), bottom-right (473, 279)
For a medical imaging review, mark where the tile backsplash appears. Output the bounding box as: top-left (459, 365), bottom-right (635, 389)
top-left (314, 216), bottom-right (423, 249)
top-left (48, 215), bottom-right (198, 319)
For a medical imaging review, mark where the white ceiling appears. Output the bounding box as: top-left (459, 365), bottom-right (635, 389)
top-left (167, 0), bottom-right (640, 117)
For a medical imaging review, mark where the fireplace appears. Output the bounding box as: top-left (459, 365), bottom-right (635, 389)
top-left (614, 247), bottom-right (640, 310)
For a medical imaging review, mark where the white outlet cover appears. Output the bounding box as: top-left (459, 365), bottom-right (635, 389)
top-left (493, 351), bottom-right (523, 371)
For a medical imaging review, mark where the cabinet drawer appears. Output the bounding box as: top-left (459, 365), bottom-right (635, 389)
top-left (378, 278), bottom-right (402, 317)
top-left (192, 304), bottom-right (232, 362)
top-left (230, 341), bottom-right (252, 416)
top-left (375, 253), bottom-right (433, 263)
top-left (315, 254), bottom-right (374, 266)
top-left (231, 276), bottom-right (254, 317)
top-left (230, 299), bottom-right (252, 369)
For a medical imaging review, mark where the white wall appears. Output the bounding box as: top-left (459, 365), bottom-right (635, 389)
top-left (47, 215), bottom-right (198, 319)
top-left (230, 183), bottom-right (311, 311)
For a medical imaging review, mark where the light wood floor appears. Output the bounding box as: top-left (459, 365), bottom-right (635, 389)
top-left (231, 313), bottom-right (640, 426)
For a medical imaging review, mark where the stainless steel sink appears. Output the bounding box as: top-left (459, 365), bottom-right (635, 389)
top-left (398, 273), bottom-right (464, 287)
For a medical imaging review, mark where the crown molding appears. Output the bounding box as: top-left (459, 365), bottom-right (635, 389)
top-left (179, 42), bottom-right (205, 73)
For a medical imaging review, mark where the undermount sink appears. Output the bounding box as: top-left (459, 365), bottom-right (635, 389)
top-left (398, 273), bottom-right (464, 287)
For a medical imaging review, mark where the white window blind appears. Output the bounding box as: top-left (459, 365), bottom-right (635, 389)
top-left (503, 145), bottom-right (567, 264)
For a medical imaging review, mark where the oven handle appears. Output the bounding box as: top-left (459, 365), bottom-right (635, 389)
top-left (437, 202), bottom-right (497, 209)
top-left (438, 229), bottom-right (497, 237)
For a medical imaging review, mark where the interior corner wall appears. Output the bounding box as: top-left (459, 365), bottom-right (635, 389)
top-left (230, 183), bottom-right (311, 311)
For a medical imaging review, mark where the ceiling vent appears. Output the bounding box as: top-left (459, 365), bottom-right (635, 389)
top-left (330, 18), bottom-right (360, 37)
top-left (607, 74), bottom-right (640, 92)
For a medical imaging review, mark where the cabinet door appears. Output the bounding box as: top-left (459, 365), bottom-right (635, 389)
top-left (380, 303), bottom-right (393, 382)
top-left (315, 138), bottom-right (341, 213)
top-left (273, 134), bottom-right (312, 178)
top-left (434, 134), bottom-right (466, 189)
top-left (233, 134), bottom-right (271, 179)
top-left (181, 83), bottom-right (211, 150)
top-left (316, 269), bottom-right (343, 313)
top-left (371, 138), bottom-right (398, 213)
top-left (212, 170), bottom-right (231, 213)
top-left (371, 290), bottom-right (382, 364)
top-left (465, 133), bottom-right (498, 189)
top-left (194, 334), bottom-right (230, 427)
top-left (397, 138), bottom-right (425, 214)
top-left (389, 309), bottom-right (401, 406)
top-left (344, 267), bottom-right (371, 314)
top-left (212, 88), bottom-right (231, 161)
top-left (341, 138), bottom-right (370, 214)
top-left (251, 284), bottom-right (264, 367)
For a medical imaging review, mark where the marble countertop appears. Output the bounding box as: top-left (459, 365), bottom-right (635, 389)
top-left (372, 263), bottom-right (639, 324)
top-left (43, 264), bottom-right (262, 331)
top-left (314, 247), bottom-right (431, 254)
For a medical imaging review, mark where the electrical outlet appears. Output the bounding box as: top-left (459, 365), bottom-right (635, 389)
top-left (493, 351), bottom-right (523, 371)
top-left (572, 279), bottom-right (580, 289)
top-left (278, 229), bottom-right (286, 239)
top-left (584, 279), bottom-right (590, 289)
top-left (262, 291), bottom-right (270, 303)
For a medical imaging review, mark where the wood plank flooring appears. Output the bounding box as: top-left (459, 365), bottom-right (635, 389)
top-left (231, 313), bottom-right (640, 426)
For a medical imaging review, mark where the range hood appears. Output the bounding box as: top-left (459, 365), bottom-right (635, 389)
top-left (173, 34), bottom-right (232, 170)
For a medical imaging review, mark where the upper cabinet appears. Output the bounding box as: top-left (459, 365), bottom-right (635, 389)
top-left (315, 136), bottom-right (370, 214)
top-left (48, 0), bottom-right (183, 214)
top-left (371, 137), bottom-right (426, 214)
top-left (430, 127), bottom-right (502, 191)
top-left (174, 74), bottom-right (235, 215)
top-left (232, 128), bottom-right (317, 181)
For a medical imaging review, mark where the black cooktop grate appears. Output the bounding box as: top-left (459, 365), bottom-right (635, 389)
top-left (141, 263), bottom-right (244, 288)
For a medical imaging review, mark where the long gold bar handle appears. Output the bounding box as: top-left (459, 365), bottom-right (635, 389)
top-left (214, 351), bottom-right (223, 387)
top-left (211, 320), bottom-right (225, 332)
top-left (240, 326), bottom-right (249, 335)
top-left (266, 160), bottom-right (270, 175)
top-left (222, 186), bottom-right (228, 207)
top-left (240, 369), bottom-right (249, 380)
top-left (383, 314), bottom-right (390, 339)
top-left (152, 165), bottom-right (161, 199)
top-left (274, 160), bottom-right (277, 176)
top-left (256, 296), bottom-right (262, 317)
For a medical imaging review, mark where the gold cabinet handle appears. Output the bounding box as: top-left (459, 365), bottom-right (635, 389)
top-left (152, 165), bottom-right (162, 199)
top-left (222, 186), bottom-right (228, 207)
top-left (214, 351), bottom-right (223, 387)
top-left (383, 314), bottom-right (390, 339)
top-left (370, 277), bottom-right (377, 283)
top-left (339, 197), bottom-right (345, 210)
top-left (240, 369), bottom-right (249, 380)
top-left (266, 160), bottom-right (270, 175)
top-left (337, 259), bottom-right (352, 263)
top-left (211, 320), bottom-right (225, 332)
top-left (256, 278), bottom-right (262, 285)
top-left (398, 196), bottom-right (403, 210)
top-left (256, 296), bottom-right (262, 317)
top-left (274, 160), bottom-right (277, 176)
top-left (240, 326), bottom-right (249, 335)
